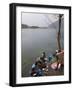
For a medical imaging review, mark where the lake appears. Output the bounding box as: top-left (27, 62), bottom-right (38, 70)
top-left (21, 28), bottom-right (64, 77)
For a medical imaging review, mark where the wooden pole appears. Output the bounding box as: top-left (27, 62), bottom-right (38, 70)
top-left (57, 14), bottom-right (63, 51)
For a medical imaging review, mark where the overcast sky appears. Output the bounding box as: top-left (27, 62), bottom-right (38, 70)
top-left (22, 13), bottom-right (59, 27)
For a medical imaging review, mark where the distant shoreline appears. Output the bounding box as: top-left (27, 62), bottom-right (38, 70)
top-left (21, 18), bottom-right (64, 29)
top-left (21, 24), bottom-right (48, 29)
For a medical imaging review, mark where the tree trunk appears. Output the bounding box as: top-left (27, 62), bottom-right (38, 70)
top-left (57, 14), bottom-right (62, 51)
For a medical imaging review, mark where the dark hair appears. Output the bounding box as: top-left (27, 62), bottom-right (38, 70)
top-left (42, 52), bottom-right (46, 58)
top-left (58, 49), bottom-right (61, 52)
top-left (53, 53), bottom-right (56, 57)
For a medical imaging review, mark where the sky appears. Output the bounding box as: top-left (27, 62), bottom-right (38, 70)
top-left (21, 13), bottom-right (59, 27)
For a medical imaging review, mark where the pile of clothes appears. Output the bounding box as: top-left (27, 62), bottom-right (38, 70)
top-left (30, 52), bottom-right (48, 76)
top-left (30, 50), bottom-right (64, 76)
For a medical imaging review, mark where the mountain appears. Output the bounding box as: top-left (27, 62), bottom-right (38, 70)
top-left (21, 24), bottom-right (40, 29)
top-left (21, 18), bottom-right (64, 30)
top-left (49, 18), bottom-right (64, 30)
top-left (21, 24), bottom-right (29, 28)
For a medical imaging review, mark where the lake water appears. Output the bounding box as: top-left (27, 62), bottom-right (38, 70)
top-left (21, 28), bottom-right (64, 77)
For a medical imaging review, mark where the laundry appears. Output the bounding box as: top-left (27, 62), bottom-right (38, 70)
top-left (30, 50), bottom-right (64, 76)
